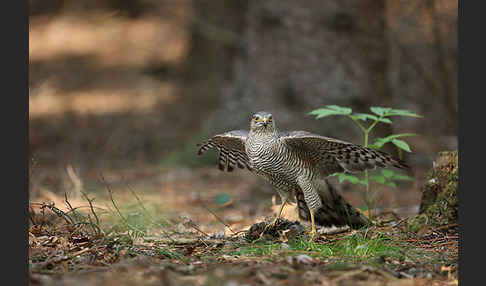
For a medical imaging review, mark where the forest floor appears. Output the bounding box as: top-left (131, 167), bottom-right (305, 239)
top-left (29, 167), bottom-right (458, 286)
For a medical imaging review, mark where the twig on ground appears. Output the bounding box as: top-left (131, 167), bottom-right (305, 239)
top-left (180, 216), bottom-right (213, 246)
top-left (199, 202), bottom-right (236, 235)
top-left (33, 202), bottom-right (75, 225)
top-left (433, 223), bottom-right (458, 232)
top-left (182, 216), bottom-right (210, 238)
top-left (64, 192), bottom-right (75, 213)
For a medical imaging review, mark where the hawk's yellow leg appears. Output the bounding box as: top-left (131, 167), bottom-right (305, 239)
top-left (309, 209), bottom-right (317, 241)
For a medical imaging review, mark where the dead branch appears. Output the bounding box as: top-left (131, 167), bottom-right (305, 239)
top-left (199, 202), bottom-right (235, 234)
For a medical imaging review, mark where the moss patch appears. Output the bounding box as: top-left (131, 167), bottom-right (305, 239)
top-left (409, 151), bottom-right (458, 231)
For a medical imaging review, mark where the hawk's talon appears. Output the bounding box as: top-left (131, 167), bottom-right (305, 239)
top-left (259, 216), bottom-right (280, 239)
top-left (309, 229), bottom-right (317, 242)
top-left (308, 209), bottom-right (318, 242)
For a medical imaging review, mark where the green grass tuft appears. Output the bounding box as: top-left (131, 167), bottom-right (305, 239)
top-left (231, 231), bottom-right (424, 266)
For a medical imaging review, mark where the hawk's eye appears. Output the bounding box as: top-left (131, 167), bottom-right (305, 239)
top-left (254, 116), bottom-right (260, 122)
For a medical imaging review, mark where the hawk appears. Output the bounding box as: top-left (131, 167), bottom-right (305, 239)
top-left (197, 111), bottom-right (409, 240)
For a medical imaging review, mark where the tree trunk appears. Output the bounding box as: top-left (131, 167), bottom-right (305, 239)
top-left (205, 0), bottom-right (388, 143)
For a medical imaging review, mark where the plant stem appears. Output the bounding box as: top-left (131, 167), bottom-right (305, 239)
top-left (349, 116), bottom-right (368, 134)
top-left (397, 147), bottom-right (403, 160)
top-left (366, 118), bottom-right (380, 134)
top-left (347, 115), bottom-right (387, 220)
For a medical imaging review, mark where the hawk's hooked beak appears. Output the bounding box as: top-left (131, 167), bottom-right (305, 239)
top-left (262, 117), bottom-right (268, 127)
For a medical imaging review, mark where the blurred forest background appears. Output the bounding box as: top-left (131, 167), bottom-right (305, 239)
top-left (29, 0), bottom-right (457, 219)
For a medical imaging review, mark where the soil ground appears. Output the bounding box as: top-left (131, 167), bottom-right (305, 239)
top-left (29, 167), bottom-right (458, 286)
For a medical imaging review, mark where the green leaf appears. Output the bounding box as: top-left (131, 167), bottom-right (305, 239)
top-left (392, 139), bottom-right (412, 152)
top-left (326, 105), bottom-right (353, 114)
top-left (391, 174), bottom-right (415, 181)
top-left (352, 113), bottom-right (391, 123)
top-left (370, 107), bottom-right (392, 116)
top-left (381, 169), bottom-right (395, 178)
top-left (377, 118), bottom-right (393, 124)
top-left (351, 113), bottom-right (377, 122)
top-left (332, 173), bottom-right (360, 184)
top-left (359, 179), bottom-right (369, 187)
top-left (309, 108), bottom-right (350, 119)
top-left (340, 175), bottom-right (359, 184)
top-left (370, 139), bottom-right (388, 149)
top-left (385, 181), bottom-right (397, 189)
top-left (367, 143), bottom-right (381, 150)
top-left (371, 133), bottom-right (418, 149)
top-left (370, 175), bottom-right (386, 184)
top-left (386, 109), bottom-right (422, 118)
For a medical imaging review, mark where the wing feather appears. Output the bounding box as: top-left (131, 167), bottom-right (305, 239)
top-left (197, 130), bottom-right (251, 172)
top-left (279, 131), bottom-right (409, 176)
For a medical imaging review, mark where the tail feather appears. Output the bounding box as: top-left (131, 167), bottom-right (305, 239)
top-left (296, 180), bottom-right (369, 229)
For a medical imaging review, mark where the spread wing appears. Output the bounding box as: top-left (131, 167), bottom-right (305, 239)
top-left (279, 131), bottom-right (409, 176)
top-left (197, 130), bottom-right (251, 172)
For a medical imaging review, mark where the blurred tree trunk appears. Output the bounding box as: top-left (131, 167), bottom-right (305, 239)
top-left (386, 0), bottom-right (457, 153)
top-left (196, 0), bottom-right (457, 159)
top-left (206, 0), bottom-right (389, 144)
top-left (175, 0), bottom-right (247, 136)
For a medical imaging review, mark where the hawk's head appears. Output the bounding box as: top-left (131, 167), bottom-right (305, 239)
top-left (250, 111), bottom-right (276, 133)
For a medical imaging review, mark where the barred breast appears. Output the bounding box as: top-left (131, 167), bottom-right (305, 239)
top-left (246, 134), bottom-right (314, 187)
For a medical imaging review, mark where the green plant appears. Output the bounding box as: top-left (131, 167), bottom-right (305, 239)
top-left (231, 232), bottom-right (419, 266)
top-left (309, 105), bottom-right (421, 218)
